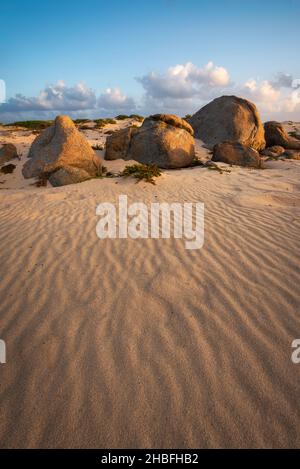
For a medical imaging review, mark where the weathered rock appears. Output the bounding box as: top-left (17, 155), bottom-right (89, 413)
top-left (212, 142), bottom-right (263, 168)
top-left (48, 166), bottom-right (92, 187)
top-left (150, 114), bottom-right (194, 135)
top-left (0, 143), bottom-right (18, 166)
top-left (281, 149), bottom-right (300, 160)
top-left (127, 114), bottom-right (195, 168)
top-left (105, 126), bottom-right (137, 160)
top-left (260, 145), bottom-right (285, 157)
top-left (264, 121), bottom-right (300, 149)
top-left (188, 95), bottom-right (266, 151)
top-left (22, 115), bottom-right (102, 181)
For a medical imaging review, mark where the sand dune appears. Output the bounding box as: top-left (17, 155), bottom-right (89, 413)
top-left (0, 123), bottom-right (300, 448)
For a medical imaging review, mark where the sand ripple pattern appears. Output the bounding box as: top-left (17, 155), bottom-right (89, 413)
top-left (0, 161), bottom-right (300, 448)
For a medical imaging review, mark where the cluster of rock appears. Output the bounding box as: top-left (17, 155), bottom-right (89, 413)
top-left (105, 113), bottom-right (195, 169)
top-left (19, 96), bottom-right (300, 187)
top-left (187, 95), bottom-right (265, 168)
top-left (261, 121), bottom-right (300, 160)
top-left (22, 115), bottom-right (103, 186)
top-left (105, 96), bottom-right (267, 169)
top-left (188, 95), bottom-right (300, 166)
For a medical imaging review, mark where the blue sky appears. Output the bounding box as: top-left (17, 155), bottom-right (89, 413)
top-left (1, 0), bottom-right (300, 122)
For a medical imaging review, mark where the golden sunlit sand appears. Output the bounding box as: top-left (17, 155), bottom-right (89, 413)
top-left (0, 120), bottom-right (300, 448)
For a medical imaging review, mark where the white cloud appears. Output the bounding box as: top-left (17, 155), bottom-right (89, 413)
top-left (38, 81), bottom-right (96, 110)
top-left (240, 78), bottom-right (300, 118)
top-left (0, 83), bottom-right (136, 122)
top-left (97, 88), bottom-right (135, 112)
top-left (137, 62), bottom-right (300, 119)
top-left (271, 72), bottom-right (294, 89)
top-left (1, 67), bottom-right (300, 123)
top-left (0, 81), bottom-right (97, 113)
top-left (137, 61), bottom-right (230, 100)
top-left (242, 79), bottom-right (280, 108)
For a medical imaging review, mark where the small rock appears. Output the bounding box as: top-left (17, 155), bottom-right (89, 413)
top-left (48, 166), bottom-right (93, 187)
top-left (0, 163), bottom-right (16, 174)
top-left (281, 150), bottom-right (300, 160)
top-left (212, 142), bottom-right (263, 168)
top-left (105, 127), bottom-right (137, 160)
top-left (260, 145), bottom-right (285, 157)
top-left (0, 143), bottom-right (18, 165)
top-left (264, 121), bottom-right (300, 149)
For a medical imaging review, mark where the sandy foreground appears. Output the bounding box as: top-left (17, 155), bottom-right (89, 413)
top-left (0, 120), bottom-right (300, 448)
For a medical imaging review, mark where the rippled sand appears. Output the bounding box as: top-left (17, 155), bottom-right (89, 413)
top-left (0, 123), bottom-right (300, 448)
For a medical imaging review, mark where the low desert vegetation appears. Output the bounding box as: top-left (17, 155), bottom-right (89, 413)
top-left (5, 120), bottom-right (53, 130)
top-left (205, 162), bottom-right (231, 174)
top-left (129, 114), bottom-right (144, 122)
top-left (120, 164), bottom-right (162, 185)
top-left (115, 114), bottom-right (129, 120)
top-left (73, 119), bottom-right (90, 124)
top-left (94, 118), bottom-right (117, 128)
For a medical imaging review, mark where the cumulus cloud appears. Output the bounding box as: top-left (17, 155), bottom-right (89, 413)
top-left (38, 81), bottom-right (97, 110)
top-left (137, 62), bottom-right (230, 101)
top-left (0, 81), bottom-right (97, 113)
top-left (270, 72), bottom-right (300, 90)
top-left (98, 88), bottom-right (135, 112)
top-left (0, 82), bottom-right (136, 122)
top-left (271, 72), bottom-right (294, 89)
top-left (240, 77), bottom-right (300, 118)
top-left (242, 79), bottom-right (280, 108)
top-left (1, 66), bottom-right (300, 123)
top-left (136, 62), bottom-right (300, 119)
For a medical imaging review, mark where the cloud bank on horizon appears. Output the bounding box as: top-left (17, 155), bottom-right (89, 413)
top-left (1, 61), bottom-right (300, 123)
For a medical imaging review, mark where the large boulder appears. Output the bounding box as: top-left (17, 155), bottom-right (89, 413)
top-left (105, 126), bottom-right (137, 160)
top-left (212, 142), bottom-right (263, 168)
top-left (188, 95), bottom-right (266, 151)
top-left (22, 115), bottom-right (102, 184)
top-left (0, 143), bottom-right (18, 166)
top-left (264, 121), bottom-right (300, 149)
top-left (126, 114), bottom-right (195, 168)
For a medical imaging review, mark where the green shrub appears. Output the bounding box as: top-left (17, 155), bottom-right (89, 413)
top-left (79, 124), bottom-right (94, 130)
top-left (73, 119), bottom-right (90, 124)
top-left (94, 118), bottom-right (117, 128)
top-left (129, 114), bottom-right (144, 122)
top-left (5, 120), bottom-right (53, 130)
top-left (120, 164), bottom-right (162, 185)
top-left (115, 114), bottom-right (129, 120)
top-left (205, 162), bottom-right (231, 173)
